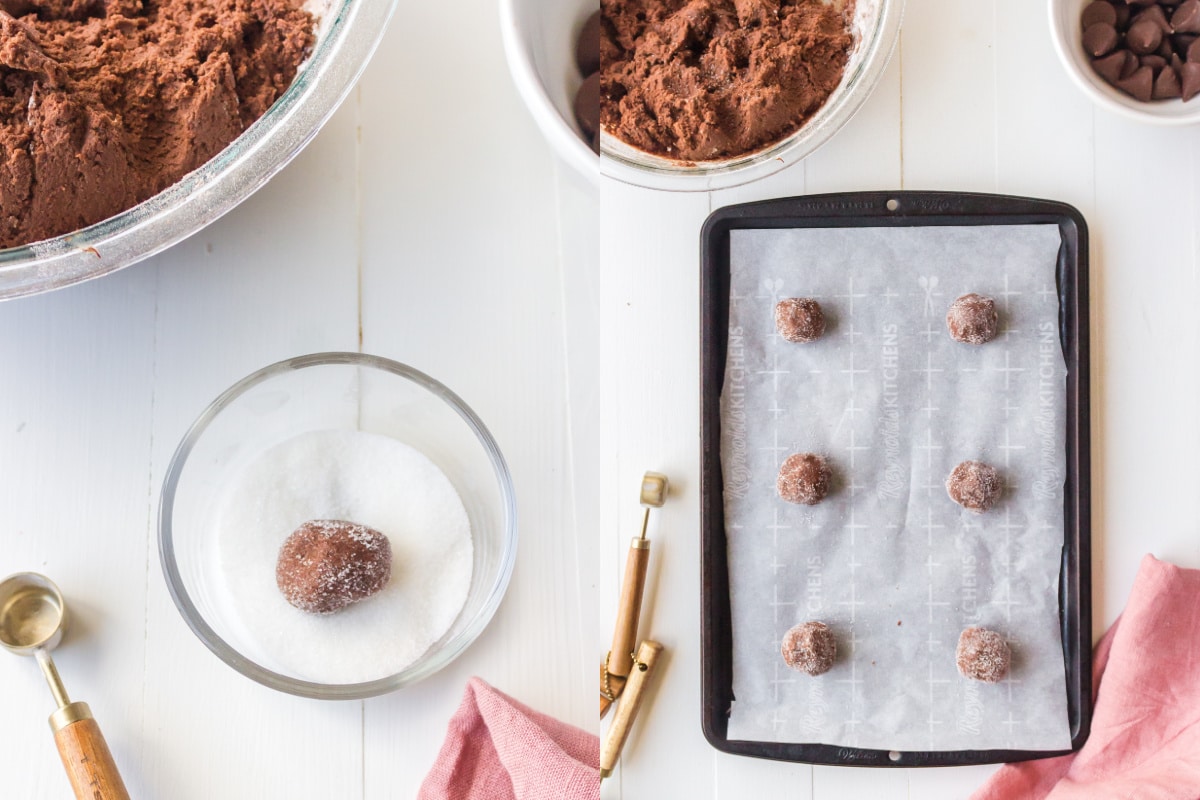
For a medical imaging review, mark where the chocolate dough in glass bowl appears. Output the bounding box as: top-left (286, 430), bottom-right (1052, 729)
top-left (0, 0), bottom-right (397, 299)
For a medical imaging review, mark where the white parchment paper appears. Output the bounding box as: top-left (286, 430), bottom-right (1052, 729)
top-left (721, 225), bottom-right (1072, 752)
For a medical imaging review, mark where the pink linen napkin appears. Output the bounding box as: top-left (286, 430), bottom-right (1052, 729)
top-left (418, 677), bottom-right (599, 800)
top-left (973, 554), bottom-right (1200, 799)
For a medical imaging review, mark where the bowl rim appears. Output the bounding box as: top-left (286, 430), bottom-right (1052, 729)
top-left (497, 0), bottom-right (599, 185)
top-left (157, 352), bottom-right (518, 699)
top-left (1048, 0), bottom-right (1200, 126)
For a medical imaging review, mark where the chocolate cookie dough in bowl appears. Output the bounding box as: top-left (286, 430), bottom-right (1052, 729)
top-left (0, 0), bottom-right (398, 300)
top-left (159, 353), bottom-right (517, 699)
top-left (600, 0), bottom-right (904, 191)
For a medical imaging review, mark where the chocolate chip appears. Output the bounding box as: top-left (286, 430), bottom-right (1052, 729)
top-left (1094, 49), bottom-right (1133, 82)
top-left (576, 10), bottom-right (601, 77)
top-left (1117, 64), bottom-right (1156, 99)
top-left (1172, 33), bottom-right (1197, 55)
top-left (1128, 19), bottom-right (1165, 53)
top-left (1083, 0), bottom-right (1119, 27)
top-left (1079, 0), bottom-right (1200, 99)
top-left (1084, 22), bottom-right (1121, 55)
top-left (1133, 4), bottom-right (1173, 32)
top-left (1124, 49), bottom-right (1144, 76)
top-left (1154, 64), bottom-right (1184, 96)
top-left (1182, 60), bottom-right (1200, 97)
top-left (575, 71), bottom-right (600, 139)
top-left (1174, 0), bottom-right (1200, 32)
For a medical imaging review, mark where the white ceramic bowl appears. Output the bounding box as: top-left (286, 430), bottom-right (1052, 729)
top-left (498, 0), bottom-right (598, 184)
top-left (1050, 0), bottom-right (1200, 125)
top-left (600, 0), bottom-right (904, 192)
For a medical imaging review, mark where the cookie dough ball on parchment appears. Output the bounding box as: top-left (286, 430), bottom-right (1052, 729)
top-left (777, 453), bottom-right (832, 505)
top-left (946, 293), bottom-right (999, 344)
top-left (946, 460), bottom-right (1002, 513)
top-left (956, 627), bottom-right (1011, 683)
top-left (775, 298), bottom-right (826, 343)
top-left (781, 621), bottom-right (837, 676)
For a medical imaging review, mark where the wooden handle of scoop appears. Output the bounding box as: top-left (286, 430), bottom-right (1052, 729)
top-left (600, 640), bottom-right (663, 778)
top-left (51, 703), bottom-right (131, 800)
top-left (608, 538), bottom-right (650, 681)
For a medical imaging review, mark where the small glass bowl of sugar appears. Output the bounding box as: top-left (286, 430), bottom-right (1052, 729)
top-left (158, 352), bottom-right (517, 699)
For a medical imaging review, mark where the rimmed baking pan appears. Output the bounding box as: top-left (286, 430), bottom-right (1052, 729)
top-left (699, 191), bottom-right (1091, 767)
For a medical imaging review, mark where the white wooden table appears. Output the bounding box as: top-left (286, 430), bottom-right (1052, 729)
top-left (597, 0), bottom-right (1200, 798)
top-left (3, 0), bottom-right (1199, 796)
top-left (0, 0), bottom-right (593, 796)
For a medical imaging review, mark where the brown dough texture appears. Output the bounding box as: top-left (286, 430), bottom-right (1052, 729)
top-left (0, 0), bottom-right (314, 249)
top-left (276, 520), bottom-right (392, 615)
top-left (600, 0), bottom-right (856, 162)
top-left (946, 460), bottom-right (1002, 514)
top-left (777, 452), bottom-right (831, 505)
top-left (781, 620), bottom-right (836, 676)
top-left (946, 293), bottom-right (1000, 345)
top-left (956, 627), bottom-right (1011, 683)
top-left (775, 297), bottom-right (825, 343)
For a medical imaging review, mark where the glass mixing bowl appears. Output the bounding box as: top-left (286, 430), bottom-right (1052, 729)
top-left (159, 353), bottom-right (517, 699)
top-left (0, 0), bottom-right (397, 301)
top-left (600, 0), bottom-right (905, 191)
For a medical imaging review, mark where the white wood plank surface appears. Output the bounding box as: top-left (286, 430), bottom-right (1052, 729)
top-left (0, 270), bottom-right (156, 799)
top-left (1, 0), bottom-right (1198, 796)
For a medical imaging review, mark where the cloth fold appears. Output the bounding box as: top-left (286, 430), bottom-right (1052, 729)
top-left (418, 677), bottom-right (599, 800)
top-left (973, 554), bottom-right (1200, 799)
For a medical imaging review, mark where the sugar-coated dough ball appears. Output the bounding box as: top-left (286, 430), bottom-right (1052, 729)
top-left (946, 293), bottom-right (999, 344)
top-left (781, 621), bottom-right (837, 676)
top-left (276, 520), bottom-right (392, 614)
top-left (777, 453), bottom-right (832, 505)
top-left (956, 627), bottom-right (1011, 683)
top-left (775, 298), bottom-right (826, 343)
top-left (946, 460), bottom-right (1002, 513)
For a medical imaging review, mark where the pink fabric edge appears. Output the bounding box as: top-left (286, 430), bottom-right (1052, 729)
top-left (418, 678), bottom-right (599, 800)
top-left (970, 554), bottom-right (1199, 800)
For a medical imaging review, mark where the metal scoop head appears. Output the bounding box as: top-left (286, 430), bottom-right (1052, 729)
top-left (0, 572), bottom-right (67, 656)
top-left (0, 573), bottom-right (131, 798)
top-left (639, 472), bottom-right (669, 508)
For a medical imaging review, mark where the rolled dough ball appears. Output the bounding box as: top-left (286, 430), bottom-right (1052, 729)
top-left (956, 627), bottom-right (1011, 683)
top-left (276, 519), bottom-right (392, 614)
top-left (946, 293), bottom-right (999, 344)
top-left (946, 460), bottom-right (1002, 513)
top-left (777, 453), bottom-right (832, 505)
top-left (775, 298), bottom-right (826, 343)
top-left (781, 621), bottom-right (837, 676)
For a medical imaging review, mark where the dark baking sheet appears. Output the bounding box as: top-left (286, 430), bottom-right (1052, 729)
top-left (699, 191), bottom-right (1091, 767)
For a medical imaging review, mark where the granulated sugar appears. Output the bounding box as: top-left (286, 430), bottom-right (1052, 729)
top-left (213, 429), bottom-right (473, 683)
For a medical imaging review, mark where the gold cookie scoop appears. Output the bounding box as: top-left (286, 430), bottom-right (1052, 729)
top-left (601, 472), bottom-right (668, 717)
top-left (0, 572), bottom-right (131, 800)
